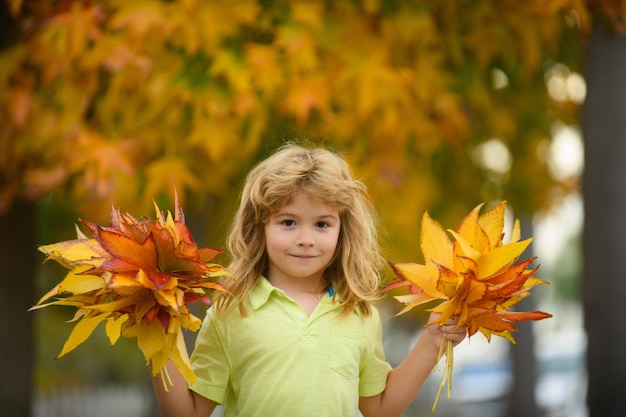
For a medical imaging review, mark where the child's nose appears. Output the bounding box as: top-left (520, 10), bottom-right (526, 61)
top-left (297, 229), bottom-right (315, 247)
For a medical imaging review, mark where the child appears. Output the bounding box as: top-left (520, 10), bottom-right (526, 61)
top-left (153, 144), bottom-right (467, 417)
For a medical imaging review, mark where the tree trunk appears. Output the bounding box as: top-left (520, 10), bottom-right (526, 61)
top-left (0, 201), bottom-right (37, 416)
top-left (1, 4), bottom-right (36, 416)
top-left (505, 302), bottom-right (539, 417)
top-left (582, 28), bottom-right (626, 417)
top-left (505, 219), bottom-right (539, 417)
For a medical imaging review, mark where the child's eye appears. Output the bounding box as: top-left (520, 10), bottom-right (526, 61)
top-left (281, 219), bottom-right (296, 227)
top-left (315, 221), bottom-right (329, 228)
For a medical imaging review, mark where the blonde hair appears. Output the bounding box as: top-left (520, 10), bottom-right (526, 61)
top-left (214, 143), bottom-right (384, 316)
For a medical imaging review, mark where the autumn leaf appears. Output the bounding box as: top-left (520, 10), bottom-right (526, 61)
top-left (31, 190), bottom-right (231, 388)
top-left (142, 158), bottom-right (203, 205)
top-left (281, 75), bottom-right (330, 125)
top-left (383, 201), bottom-right (552, 411)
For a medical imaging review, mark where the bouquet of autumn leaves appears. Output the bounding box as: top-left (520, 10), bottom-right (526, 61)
top-left (384, 201), bottom-right (552, 411)
top-left (31, 193), bottom-right (230, 389)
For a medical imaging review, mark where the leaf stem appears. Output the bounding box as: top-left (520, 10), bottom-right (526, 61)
top-left (159, 364), bottom-right (174, 393)
top-left (431, 338), bottom-right (453, 412)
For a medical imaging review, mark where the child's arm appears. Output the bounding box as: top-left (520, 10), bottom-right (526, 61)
top-left (152, 361), bottom-right (218, 417)
top-left (359, 313), bottom-right (466, 417)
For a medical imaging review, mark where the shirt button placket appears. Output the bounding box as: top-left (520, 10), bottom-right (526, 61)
top-left (296, 312), bottom-right (314, 347)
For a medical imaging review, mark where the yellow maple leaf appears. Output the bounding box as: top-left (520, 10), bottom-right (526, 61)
top-left (383, 201), bottom-right (552, 411)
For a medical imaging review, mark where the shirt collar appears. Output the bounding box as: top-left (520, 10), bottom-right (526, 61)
top-left (249, 276), bottom-right (278, 311)
top-left (248, 276), bottom-right (340, 312)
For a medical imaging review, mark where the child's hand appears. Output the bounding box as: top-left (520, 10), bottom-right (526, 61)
top-left (426, 312), bottom-right (467, 348)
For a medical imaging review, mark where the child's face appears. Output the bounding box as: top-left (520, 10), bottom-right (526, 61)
top-left (264, 191), bottom-right (340, 287)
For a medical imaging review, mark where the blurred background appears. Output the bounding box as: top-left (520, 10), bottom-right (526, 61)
top-left (2, 1), bottom-right (625, 416)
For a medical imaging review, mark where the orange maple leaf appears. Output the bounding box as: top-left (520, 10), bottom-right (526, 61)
top-left (31, 189), bottom-right (231, 388)
top-left (383, 201), bottom-right (552, 411)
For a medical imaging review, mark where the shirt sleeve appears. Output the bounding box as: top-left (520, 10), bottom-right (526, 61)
top-left (189, 307), bottom-right (230, 404)
top-left (358, 307), bottom-right (393, 397)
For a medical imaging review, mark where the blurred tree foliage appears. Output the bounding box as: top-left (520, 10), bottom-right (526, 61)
top-left (1, 0), bottom-right (599, 257)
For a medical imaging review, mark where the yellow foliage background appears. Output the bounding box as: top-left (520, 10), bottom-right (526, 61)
top-left (2, 0), bottom-right (595, 263)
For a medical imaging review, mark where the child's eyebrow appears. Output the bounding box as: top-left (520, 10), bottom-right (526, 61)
top-left (274, 212), bottom-right (339, 221)
top-left (317, 214), bottom-right (340, 221)
top-left (273, 211), bottom-right (298, 217)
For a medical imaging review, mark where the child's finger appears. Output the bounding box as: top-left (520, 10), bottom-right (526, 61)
top-left (440, 324), bottom-right (467, 344)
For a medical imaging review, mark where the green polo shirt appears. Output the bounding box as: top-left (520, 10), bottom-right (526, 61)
top-left (189, 277), bottom-right (392, 417)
